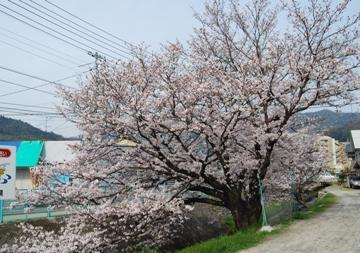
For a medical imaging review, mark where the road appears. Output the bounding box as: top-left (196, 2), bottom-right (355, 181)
top-left (240, 186), bottom-right (360, 253)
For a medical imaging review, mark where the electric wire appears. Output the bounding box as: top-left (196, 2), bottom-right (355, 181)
top-left (0, 65), bottom-right (78, 88)
top-left (17, 0), bottom-right (134, 58)
top-left (0, 101), bottom-right (56, 110)
top-left (7, 0), bottom-right (131, 59)
top-left (0, 26), bottom-right (83, 65)
top-left (0, 4), bottom-right (117, 60)
top-left (0, 69), bottom-right (88, 98)
top-left (0, 26), bottom-right (82, 65)
top-left (0, 38), bottom-right (78, 71)
top-left (30, 0), bottom-right (134, 54)
top-left (0, 79), bottom-right (55, 95)
top-left (44, 0), bottom-right (139, 51)
top-left (0, 106), bottom-right (58, 115)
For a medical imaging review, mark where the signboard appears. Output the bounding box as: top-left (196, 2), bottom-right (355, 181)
top-left (0, 146), bottom-right (16, 200)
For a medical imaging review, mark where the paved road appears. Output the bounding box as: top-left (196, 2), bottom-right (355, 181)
top-left (240, 186), bottom-right (360, 253)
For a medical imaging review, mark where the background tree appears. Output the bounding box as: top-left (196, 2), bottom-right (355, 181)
top-left (266, 133), bottom-right (328, 206)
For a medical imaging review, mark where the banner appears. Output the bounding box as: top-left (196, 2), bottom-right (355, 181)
top-left (0, 146), bottom-right (16, 200)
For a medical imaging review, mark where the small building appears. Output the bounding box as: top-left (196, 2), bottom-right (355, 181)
top-left (0, 140), bottom-right (79, 190)
top-left (42, 141), bottom-right (79, 163)
top-left (347, 130), bottom-right (360, 175)
top-left (0, 141), bottom-right (43, 190)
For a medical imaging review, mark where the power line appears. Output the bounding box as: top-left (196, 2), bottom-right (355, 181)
top-left (44, 0), bottom-right (138, 51)
top-left (310, 101), bottom-right (360, 109)
top-left (0, 26), bottom-right (82, 65)
top-left (0, 79), bottom-right (55, 96)
top-left (0, 4), bottom-right (116, 60)
top-left (0, 101), bottom-right (55, 110)
top-left (0, 65), bottom-right (75, 88)
top-left (0, 112), bottom-right (59, 116)
top-left (0, 6), bottom-right (90, 56)
top-left (7, 0), bottom-right (131, 60)
top-left (0, 38), bottom-right (77, 71)
top-left (31, 0), bottom-right (135, 54)
top-left (0, 25), bottom-right (87, 64)
top-left (0, 69), bottom-right (86, 98)
top-left (0, 105), bottom-right (58, 115)
top-left (18, 0), bottom-right (134, 58)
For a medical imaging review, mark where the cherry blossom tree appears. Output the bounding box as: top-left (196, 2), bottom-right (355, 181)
top-left (2, 149), bottom-right (187, 253)
top-left (3, 5), bottom-right (357, 252)
top-left (266, 133), bottom-right (328, 206)
top-left (54, 0), bottom-right (358, 230)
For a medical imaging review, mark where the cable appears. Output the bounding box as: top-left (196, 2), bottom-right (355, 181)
top-left (7, 0), bottom-right (131, 59)
top-left (0, 4), bottom-right (117, 60)
top-left (30, 0), bottom-right (134, 54)
top-left (0, 25), bottom-right (87, 64)
top-left (0, 69), bottom-right (86, 98)
top-left (0, 65), bottom-right (75, 88)
top-left (0, 112), bottom-right (59, 116)
top-left (310, 101), bottom-right (360, 109)
top-left (0, 27), bottom-right (82, 65)
top-left (44, 0), bottom-right (138, 51)
top-left (0, 79), bottom-right (55, 96)
top-left (49, 121), bottom-right (68, 132)
top-left (0, 101), bottom-right (55, 110)
top-left (0, 38), bottom-right (77, 71)
top-left (18, 0), bottom-right (134, 58)
top-left (0, 106), bottom-right (58, 115)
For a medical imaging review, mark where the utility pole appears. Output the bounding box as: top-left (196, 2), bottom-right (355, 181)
top-left (88, 51), bottom-right (105, 84)
top-left (45, 116), bottom-right (49, 132)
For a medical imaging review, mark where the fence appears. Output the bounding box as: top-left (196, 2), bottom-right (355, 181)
top-left (0, 200), bottom-right (67, 223)
top-left (262, 186), bottom-right (320, 226)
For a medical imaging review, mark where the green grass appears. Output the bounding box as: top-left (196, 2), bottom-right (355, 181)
top-left (292, 192), bottom-right (336, 220)
top-left (177, 193), bottom-right (336, 253)
top-left (176, 225), bottom-right (284, 253)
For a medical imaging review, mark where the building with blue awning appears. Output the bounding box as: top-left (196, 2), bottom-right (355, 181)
top-left (0, 140), bottom-right (77, 190)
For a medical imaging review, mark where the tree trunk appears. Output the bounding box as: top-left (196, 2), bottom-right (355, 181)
top-left (226, 192), bottom-right (262, 230)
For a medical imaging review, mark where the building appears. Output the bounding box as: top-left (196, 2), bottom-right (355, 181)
top-left (0, 140), bottom-right (79, 190)
top-left (346, 130), bottom-right (360, 175)
top-left (318, 136), bottom-right (350, 174)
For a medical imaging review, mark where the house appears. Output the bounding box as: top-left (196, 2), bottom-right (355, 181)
top-left (346, 130), bottom-right (360, 175)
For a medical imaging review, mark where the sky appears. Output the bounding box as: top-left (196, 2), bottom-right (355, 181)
top-left (0, 0), bottom-right (358, 138)
top-left (0, 0), bottom-right (206, 137)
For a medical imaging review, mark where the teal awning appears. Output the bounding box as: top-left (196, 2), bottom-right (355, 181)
top-left (16, 141), bottom-right (43, 167)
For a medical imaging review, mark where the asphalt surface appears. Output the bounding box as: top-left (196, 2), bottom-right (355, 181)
top-left (240, 186), bottom-right (360, 253)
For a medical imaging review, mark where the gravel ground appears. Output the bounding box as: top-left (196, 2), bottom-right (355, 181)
top-left (240, 186), bottom-right (360, 253)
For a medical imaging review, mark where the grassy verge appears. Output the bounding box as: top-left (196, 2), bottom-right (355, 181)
top-left (292, 192), bottom-right (336, 220)
top-left (176, 192), bottom-right (336, 253)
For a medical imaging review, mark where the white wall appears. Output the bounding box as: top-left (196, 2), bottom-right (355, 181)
top-left (16, 167), bottom-right (32, 190)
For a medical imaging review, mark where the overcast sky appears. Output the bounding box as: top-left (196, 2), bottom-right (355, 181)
top-left (0, 0), bottom-right (206, 137)
top-left (0, 0), bottom-right (358, 138)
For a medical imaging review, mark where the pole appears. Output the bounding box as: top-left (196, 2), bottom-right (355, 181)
top-left (289, 168), bottom-right (298, 214)
top-left (47, 206), bottom-right (51, 218)
top-left (0, 200), bottom-right (4, 223)
top-left (258, 174), bottom-right (269, 226)
top-left (291, 182), bottom-right (297, 214)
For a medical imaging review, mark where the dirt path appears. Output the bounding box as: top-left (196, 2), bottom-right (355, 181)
top-left (240, 186), bottom-right (360, 253)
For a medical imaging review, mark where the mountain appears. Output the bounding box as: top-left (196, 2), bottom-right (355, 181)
top-left (0, 116), bottom-right (65, 141)
top-left (300, 109), bottom-right (360, 141)
top-left (1, 110), bottom-right (357, 142)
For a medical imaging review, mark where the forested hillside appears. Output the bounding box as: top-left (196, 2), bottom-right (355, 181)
top-left (0, 116), bottom-right (64, 140)
top-left (301, 109), bottom-right (360, 141)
